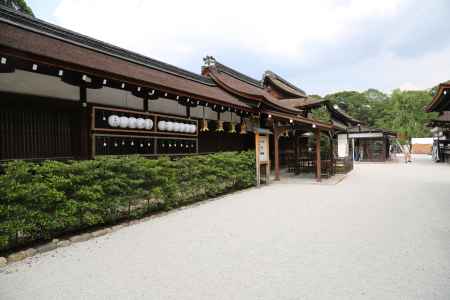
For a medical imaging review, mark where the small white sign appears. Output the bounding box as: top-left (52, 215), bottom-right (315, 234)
top-left (259, 136), bottom-right (269, 162)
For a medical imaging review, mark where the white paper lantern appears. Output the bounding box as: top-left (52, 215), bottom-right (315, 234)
top-left (180, 123), bottom-right (187, 133)
top-left (136, 118), bottom-right (146, 129)
top-left (158, 121), bottom-right (166, 131)
top-left (144, 119), bottom-right (153, 130)
top-left (191, 124), bottom-right (197, 133)
top-left (166, 121), bottom-right (174, 132)
top-left (128, 117), bottom-right (137, 129)
top-left (119, 116), bottom-right (129, 128)
top-left (108, 115), bottom-right (120, 128)
top-left (173, 122), bottom-right (180, 132)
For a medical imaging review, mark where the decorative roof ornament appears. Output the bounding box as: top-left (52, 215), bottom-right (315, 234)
top-left (216, 120), bottom-right (224, 132)
top-left (239, 120), bottom-right (247, 134)
top-left (228, 122), bottom-right (236, 134)
top-left (203, 56), bottom-right (216, 67)
top-left (200, 119), bottom-right (209, 132)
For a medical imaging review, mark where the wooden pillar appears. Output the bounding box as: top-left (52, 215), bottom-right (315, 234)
top-left (186, 106), bottom-right (191, 118)
top-left (315, 128), bottom-right (321, 182)
top-left (294, 132), bottom-right (299, 175)
top-left (79, 87), bottom-right (89, 160)
top-left (329, 132), bottom-right (334, 176)
top-left (273, 123), bottom-right (281, 181)
top-left (143, 95), bottom-right (149, 112)
top-left (255, 131), bottom-right (261, 187)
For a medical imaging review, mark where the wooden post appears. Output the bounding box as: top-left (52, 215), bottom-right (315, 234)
top-left (79, 86), bottom-right (90, 160)
top-left (273, 123), bottom-right (281, 181)
top-left (255, 130), bottom-right (260, 187)
top-left (315, 128), bottom-right (321, 182)
top-left (329, 132), bottom-right (335, 176)
top-left (143, 95), bottom-right (149, 112)
top-left (294, 133), bottom-right (299, 175)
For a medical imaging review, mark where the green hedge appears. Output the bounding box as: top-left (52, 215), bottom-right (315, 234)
top-left (0, 151), bottom-right (255, 252)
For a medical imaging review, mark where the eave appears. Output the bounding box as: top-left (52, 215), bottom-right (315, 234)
top-left (425, 83), bottom-right (450, 112)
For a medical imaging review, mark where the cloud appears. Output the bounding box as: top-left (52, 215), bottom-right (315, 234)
top-left (52, 0), bottom-right (450, 95)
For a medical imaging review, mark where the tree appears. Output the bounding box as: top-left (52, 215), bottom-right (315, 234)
top-left (2, 0), bottom-right (34, 16)
top-left (322, 87), bottom-right (438, 142)
top-left (375, 90), bottom-right (436, 142)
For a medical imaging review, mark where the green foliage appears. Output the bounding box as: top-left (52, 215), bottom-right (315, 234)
top-left (5, 0), bottom-right (34, 16)
top-left (17, 0), bottom-right (33, 15)
top-left (324, 88), bottom-right (438, 141)
top-left (0, 151), bottom-right (255, 251)
top-left (374, 90), bottom-right (437, 142)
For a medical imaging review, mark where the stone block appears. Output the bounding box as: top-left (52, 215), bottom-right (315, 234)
top-left (22, 248), bottom-right (37, 258)
top-left (69, 233), bottom-right (92, 243)
top-left (57, 240), bottom-right (71, 248)
top-left (91, 228), bottom-right (111, 238)
top-left (7, 252), bottom-right (26, 263)
top-left (36, 242), bottom-right (57, 254)
top-left (0, 257), bottom-right (7, 268)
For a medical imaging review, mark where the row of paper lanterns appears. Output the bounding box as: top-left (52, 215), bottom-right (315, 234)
top-left (158, 121), bottom-right (197, 133)
top-left (108, 115), bottom-right (196, 133)
top-left (108, 115), bottom-right (153, 130)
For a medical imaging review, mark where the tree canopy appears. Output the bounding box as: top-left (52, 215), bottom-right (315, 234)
top-left (17, 0), bottom-right (33, 16)
top-left (3, 0), bottom-right (34, 16)
top-left (321, 87), bottom-right (439, 142)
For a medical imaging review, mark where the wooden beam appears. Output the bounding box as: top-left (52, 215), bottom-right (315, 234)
top-left (315, 128), bottom-right (321, 182)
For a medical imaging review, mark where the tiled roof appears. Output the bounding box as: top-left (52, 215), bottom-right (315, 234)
top-left (425, 82), bottom-right (450, 112)
top-left (0, 5), bottom-right (252, 110)
top-left (348, 126), bottom-right (396, 136)
top-left (279, 97), bottom-right (326, 109)
top-left (205, 62), bottom-right (304, 114)
top-left (263, 71), bottom-right (307, 98)
top-left (0, 5), bottom-right (213, 85)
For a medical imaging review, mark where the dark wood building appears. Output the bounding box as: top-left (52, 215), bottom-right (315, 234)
top-left (426, 83), bottom-right (450, 162)
top-left (346, 126), bottom-right (397, 162)
top-left (0, 6), bottom-right (360, 182)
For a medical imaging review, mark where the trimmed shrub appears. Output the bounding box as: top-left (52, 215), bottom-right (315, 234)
top-left (0, 151), bottom-right (255, 251)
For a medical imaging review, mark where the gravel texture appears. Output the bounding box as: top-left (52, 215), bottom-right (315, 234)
top-left (1, 155), bottom-right (449, 300)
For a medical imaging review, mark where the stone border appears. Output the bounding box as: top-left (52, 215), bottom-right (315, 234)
top-left (0, 186), bottom-right (255, 269)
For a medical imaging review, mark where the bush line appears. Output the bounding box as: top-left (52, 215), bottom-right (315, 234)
top-left (0, 151), bottom-right (256, 252)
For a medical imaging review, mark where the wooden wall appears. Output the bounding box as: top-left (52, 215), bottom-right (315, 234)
top-left (0, 91), bottom-right (254, 161)
top-left (0, 92), bottom-right (84, 161)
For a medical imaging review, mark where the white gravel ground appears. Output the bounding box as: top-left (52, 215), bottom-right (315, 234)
top-left (1, 155), bottom-right (450, 300)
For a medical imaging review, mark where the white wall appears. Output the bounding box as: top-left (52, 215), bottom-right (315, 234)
top-left (0, 70), bottom-right (79, 101)
top-left (88, 87), bottom-right (143, 110)
top-left (337, 134), bottom-right (348, 158)
top-left (411, 137), bottom-right (433, 145)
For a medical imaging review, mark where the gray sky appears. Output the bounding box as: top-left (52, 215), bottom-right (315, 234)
top-left (28, 0), bottom-right (450, 95)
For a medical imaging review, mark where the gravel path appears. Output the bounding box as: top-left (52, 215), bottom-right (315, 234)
top-left (1, 155), bottom-right (450, 300)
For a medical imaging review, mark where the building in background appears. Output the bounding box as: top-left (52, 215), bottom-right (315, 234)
top-left (345, 126), bottom-right (397, 162)
top-left (425, 83), bottom-right (450, 163)
top-left (411, 138), bottom-right (433, 155)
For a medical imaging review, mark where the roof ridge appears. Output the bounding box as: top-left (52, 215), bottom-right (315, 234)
top-left (206, 58), bottom-right (263, 88)
top-left (263, 70), bottom-right (306, 96)
top-left (0, 5), bottom-right (216, 86)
